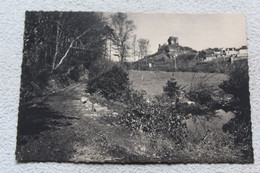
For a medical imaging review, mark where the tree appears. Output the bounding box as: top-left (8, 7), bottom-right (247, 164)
top-left (220, 61), bottom-right (252, 154)
top-left (109, 13), bottom-right (136, 62)
top-left (137, 38), bottom-right (149, 59)
top-left (50, 12), bottom-right (111, 71)
top-left (20, 12), bottom-right (111, 101)
top-left (132, 34), bottom-right (137, 61)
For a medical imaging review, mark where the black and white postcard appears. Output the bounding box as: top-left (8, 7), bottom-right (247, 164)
top-left (16, 12), bottom-right (253, 163)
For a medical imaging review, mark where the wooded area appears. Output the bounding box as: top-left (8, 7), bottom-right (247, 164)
top-left (21, 12), bottom-right (112, 101)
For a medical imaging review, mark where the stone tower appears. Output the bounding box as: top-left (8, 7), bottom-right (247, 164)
top-left (168, 36), bottom-right (179, 45)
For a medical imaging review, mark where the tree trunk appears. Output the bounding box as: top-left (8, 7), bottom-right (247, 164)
top-left (54, 29), bottom-right (92, 70)
top-left (54, 40), bottom-right (74, 70)
top-left (52, 21), bottom-right (61, 70)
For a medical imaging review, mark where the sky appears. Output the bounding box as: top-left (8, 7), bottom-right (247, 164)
top-left (105, 13), bottom-right (247, 61)
top-left (127, 13), bottom-right (247, 53)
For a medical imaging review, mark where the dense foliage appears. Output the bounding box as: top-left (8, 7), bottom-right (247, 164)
top-left (220, 61), bottom-right (252, 152)
top-left (87, 63), bottom-right (131, 101)
top-left (109, 13), bottom-right (136, 62)
top-left (20, 12), bottom-right (110, 102)
top-left (187, 82), bottom-right (213, 106)
top-left (120, 92), bottom-right (188, 144)
top-left (163, 76), bottom-right (181, 99)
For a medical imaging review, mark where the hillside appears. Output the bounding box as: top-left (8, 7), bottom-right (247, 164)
top-left (132, 51), bottom-right (198, 72)
top-left (131, 39), bottom-right (200, 72)
top-left (131, 51), bottom-right (247, 73)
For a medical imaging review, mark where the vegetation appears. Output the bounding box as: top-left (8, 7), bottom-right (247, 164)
top-left (20, 12), bottom-right (112, 102)
top-left (187, 82), bottom-right (213, 106)
top-left (137, 38), bottom-right (150, 59)
top-left (17, 11), bottom-right (252, 163)
top-left (120, 91), bottom-right (189, 145)
top-left (220, 60), bottom-right (253, 159)
top-left (109, 13), bottom-right (136, 62)
top-left (86, 57), bottom-right (252, 161)
top-left (163, 75), bottom-right (181, 99)
top-left (87, 63), bottom-right (131, 101)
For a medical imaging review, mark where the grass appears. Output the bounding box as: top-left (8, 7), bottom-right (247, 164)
top-left (129, 70), bottom-right (227, 97)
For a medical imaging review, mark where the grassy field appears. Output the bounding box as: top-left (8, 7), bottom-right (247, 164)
top-left (129, 70), bottom-right (227, 97)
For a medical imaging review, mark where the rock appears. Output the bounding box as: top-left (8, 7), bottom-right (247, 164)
top-left (84, 102), bottom-right (92, 108)
top-left (95, 106), bottom-right (108, 112)
top-left (95, 107), bottom-right (104, 112)
top-left (185, 100), bottom-right (195, 105)
top-left (112, 112), bottom-right (119, 116)
top-left (86, 113), bottom-right (97, 117)
top-left (215, 109), bottom-right (235, 122)
top-left (93, 103), bottom-right (99, 107)
top-left (80, 97), bottom-right (89, 103)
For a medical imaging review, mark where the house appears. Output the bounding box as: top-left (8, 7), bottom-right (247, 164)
top-left (214, 50), bottom-right (222, 58)
top-left (202, 48), bottom-right (216, 61)
top-left (225, 47), bottom-right (238, 57)
top-left (105, 39), bottom-right (119, 61)
top-left (238, 46), bottom-right (248, 57)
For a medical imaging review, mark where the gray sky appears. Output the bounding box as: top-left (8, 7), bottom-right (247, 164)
top-left (126, 13), bottom-right (247, 54)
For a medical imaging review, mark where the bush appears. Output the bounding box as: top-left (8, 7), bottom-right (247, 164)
top-left (220, 61), bottom-right (249, 107)
top-left (220, 61), bottom-right (252, 150)
top-left (87, 58), bottom-right (114, 80)
top-left (87, 64), bottom-right (131, 101)
top-left (176, 102), bottom-right (210, 116)
top-left (187, 82), bottom-right (213, 106)
top-left (177, 53), bottom-right (196, 61)
top-left (163, 75), bottom-right (181, 99)
top-left (120, 92), bottom-right (188, 144)
top-left (68, 65), bottom-right (86, 82)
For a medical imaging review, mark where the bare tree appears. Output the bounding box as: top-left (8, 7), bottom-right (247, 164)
top-left (132, 34), bottom-right (137, 61)
top-left (54, 28), bottom-right (92, 70)
top-left (109, 13), bottom-right (135, 62)
top-left (138, 38), bottom-right (150, 59)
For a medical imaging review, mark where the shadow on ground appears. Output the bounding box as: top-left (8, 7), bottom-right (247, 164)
top-left (16, 103), bottom-right (79, 162)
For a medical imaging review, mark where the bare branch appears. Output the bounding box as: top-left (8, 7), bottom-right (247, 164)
top-left (54, 28), bottom-right (92, 70)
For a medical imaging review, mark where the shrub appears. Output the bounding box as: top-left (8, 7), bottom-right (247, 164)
top-left (220, 60), bottom-right (252, 152)
top-left (176, 102), bottom-right (210, 116)
top-left (187, 82), bottom-right (213, 106)
top-left (87, 64), bottom-right (131, 101)
top-left (120, 92), bottom-right (188, 144)
top-left (88, 58), bottom-right (114, 80)
top-left (220, 61), bottom-right (249, 107)
top-left (177, 53), bottom-right (196, 61)
top-left (67, 65), bottom-right (86, 82)
top-left (163, 75), bottom-right (181, 99)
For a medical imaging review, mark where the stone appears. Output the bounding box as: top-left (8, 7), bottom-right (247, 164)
top-left (93, 103), bottom-right (99, 107)
top-left (95, 107), bottom-right (104, 112)
top-left (84, 102), bottom-right (92, 108)
top-left (95, 106), bottom-right (108, 112)
top-left (112, 112), bottom-right (119, 116)
top-left (185, 100), bottom-right (195, 105)
top-left (80, 97), bottom-right (89, 103)
top-left (85, 113), bottom-right (97, 117)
